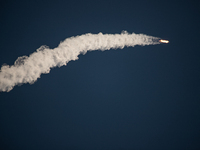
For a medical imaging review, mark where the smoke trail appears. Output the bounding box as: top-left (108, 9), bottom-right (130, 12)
top-left (0, 31), bottom-right (160, 92)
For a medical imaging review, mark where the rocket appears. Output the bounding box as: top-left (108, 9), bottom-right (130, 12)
top-left (159, 39), bottom-right (169, 43)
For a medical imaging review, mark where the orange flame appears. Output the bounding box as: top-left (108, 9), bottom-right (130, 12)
top-left (159, 39), bottom-right (169, 43)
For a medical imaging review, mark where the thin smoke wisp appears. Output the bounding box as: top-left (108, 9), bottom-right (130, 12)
top-left (0, 31), bottom-right (160, 92)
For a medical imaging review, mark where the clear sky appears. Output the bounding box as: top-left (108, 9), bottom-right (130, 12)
top-left (0, 0), bottom-right (200, 149)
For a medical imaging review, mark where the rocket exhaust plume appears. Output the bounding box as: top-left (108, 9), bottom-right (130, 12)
top-left (0, 31), bottom-right (160, 92)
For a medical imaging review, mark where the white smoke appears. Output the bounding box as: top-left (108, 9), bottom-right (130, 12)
top-left (0, 31), bottom-right (160, 92)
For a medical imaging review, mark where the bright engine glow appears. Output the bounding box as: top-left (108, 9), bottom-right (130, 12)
top-left (159, 39), bottom-right (169, 43)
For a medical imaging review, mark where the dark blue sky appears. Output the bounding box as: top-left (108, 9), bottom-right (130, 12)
top-left (0, 0), bottom-right (200, 149)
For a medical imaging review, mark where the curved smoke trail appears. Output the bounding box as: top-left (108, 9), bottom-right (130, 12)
top-left (0, 31), bottom-right (160, 92)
